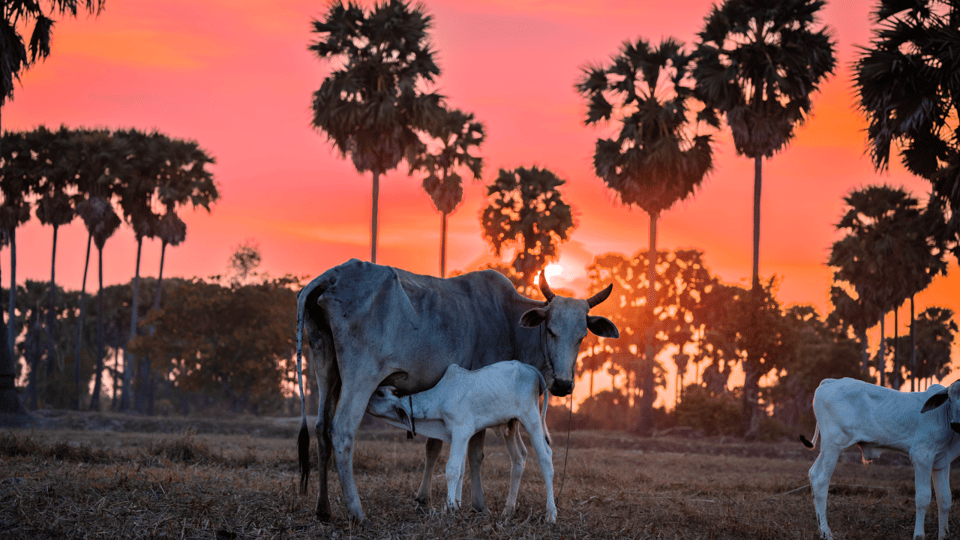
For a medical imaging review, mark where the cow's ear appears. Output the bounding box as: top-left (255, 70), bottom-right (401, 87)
top-left (588, 315), bottom-right (619, 338)
top-left (395, 405), bottom-right (413, 430)
top-left (520, 308), bottom-right (548, 328)
top-left (922, 391), bottom-right (950, 413)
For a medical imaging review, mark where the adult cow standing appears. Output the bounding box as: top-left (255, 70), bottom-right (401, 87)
top-left (295, 259), bottom-right (619, 523)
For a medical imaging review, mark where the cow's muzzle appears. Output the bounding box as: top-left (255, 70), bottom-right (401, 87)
top-left (551, 379), bottom-right (574, 397)
top-left (951, 422), bottom-right (960, 434)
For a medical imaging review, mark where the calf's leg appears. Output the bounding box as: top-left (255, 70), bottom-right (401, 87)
top-left (415, 438), bottom-right (443, 509)
top-left (501, 421), bottom-right (527, 520)
top-left (910, 456), bottom-right (934, 540)
top-left (445, 434), bottom-right (470, 513)
top-left (467, 430), bottom-right (489, 514)
top-left (520, 411), bottom-right (555, 523)
top-left (933, 466), bottom-right (951, 540)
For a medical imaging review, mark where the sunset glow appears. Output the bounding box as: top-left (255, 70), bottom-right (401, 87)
top-left (4, 0), bottom-right (958, 403)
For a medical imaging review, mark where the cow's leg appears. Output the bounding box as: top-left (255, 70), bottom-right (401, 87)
top-left (911, 457), bottom-right (935, 540)
top-left (309, 327), bottom-right (340, 522)
top-left (445, 434), bottom-right (469, 513)
top-left (330, 378), bottom-right (380, 525)
top-left (415, 438), bottom-right (443, 509)
top-left (808, 443), bottom-right (840, 539)
top-left (467, 429), bottom-right (489, 514)
top-left (502, 420), bottom-right (527, 520)
top-left (520, 412), bottom-right (555, 523)
top-left (933, 466), bottom-right (951, 540)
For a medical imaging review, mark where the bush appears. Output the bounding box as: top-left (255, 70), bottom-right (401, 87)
top-left (675, 384), bottom-right (741, 436)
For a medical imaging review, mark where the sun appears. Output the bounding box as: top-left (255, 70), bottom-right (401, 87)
top-left (543, 263), bottom-right (563, 281)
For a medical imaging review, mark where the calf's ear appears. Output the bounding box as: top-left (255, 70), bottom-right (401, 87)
top-left (587, 315), bottom-right (619, 338)
top-left (520, 308), bottom-right (548, 328)
top-left (921, 391), bottom-right (950, 413)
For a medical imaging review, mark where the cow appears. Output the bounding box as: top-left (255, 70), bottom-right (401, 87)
top-left (295, 259), bottom-right (619, 524)
top-left (801, 377), bottom-right (960, 540)
top-left (365, 361), bottom-right (556, 522)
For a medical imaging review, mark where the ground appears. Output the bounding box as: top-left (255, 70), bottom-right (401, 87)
top-left (0, 410), bottom-right (950, 539)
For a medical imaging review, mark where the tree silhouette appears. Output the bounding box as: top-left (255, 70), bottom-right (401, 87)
top-left (909, 307), bottom-right (957, 388)
top-left (480, 166), bottom-right (574, 292)
top-left (309, 0), bottom-right (444, 263)
top-left (854, 0), bottom-right (960, 259)
top-left (577, 37), bottom-right (715, 434)
top-left (694, 0), bottom-right (835, 438)
top-left (411, 108), bottom-right (485, 277)
top-left (0, 0), bottom-right (106, 416)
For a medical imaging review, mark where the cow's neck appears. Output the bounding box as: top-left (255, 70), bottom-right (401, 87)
top-left (508, 297), bottom-right (554, 382)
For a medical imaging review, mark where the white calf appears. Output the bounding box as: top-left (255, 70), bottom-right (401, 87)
top-left (366, 361), bottom-right (556, 522)
top-left (802, 378), bottom-right (960, 540)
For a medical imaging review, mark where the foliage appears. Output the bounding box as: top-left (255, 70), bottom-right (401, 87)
top-left (854, 0), bottom-right (960, 257)
top-left (130, 276), bottom-right (300, 414)
top-left (480, 166), bottom-right (574, 288)
top-left (675, 384), bottom-right (741, 436)
top-left (693, 0), bottom-right (836, 159)
top-left (909, 307), bottom-right (957, 383)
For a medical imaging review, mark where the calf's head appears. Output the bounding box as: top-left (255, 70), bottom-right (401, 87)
top-left (367, 386), bottom-right (413, 430)
top-left (519, 273), bottom-right (619, 397)
top-left (920, 381), bottom-right (960, 434)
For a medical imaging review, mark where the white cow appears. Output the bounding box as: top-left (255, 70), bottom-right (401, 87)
top-left (802, 377), bottom-right (960, 540)
top-left (365, 361), bottom-right (557, 523)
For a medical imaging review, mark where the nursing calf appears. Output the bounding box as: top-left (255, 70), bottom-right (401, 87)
top-left (366, 361), bottom-right (556, 522)
top-left (802, 378), bottom-right (960, 540)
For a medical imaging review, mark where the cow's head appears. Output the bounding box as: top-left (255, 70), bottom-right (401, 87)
top-left (920, 381), bottom-right (960, 434)
top-left (519, 272), bottom-right (619, 397)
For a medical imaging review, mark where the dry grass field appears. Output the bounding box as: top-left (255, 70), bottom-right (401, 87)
top-left (0, 410), bottom-right (953, 539)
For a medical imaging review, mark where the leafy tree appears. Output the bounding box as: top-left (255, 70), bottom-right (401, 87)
top-left (131, 276), bottom-right (299, 414)
top-left (309, 0), bottom-right (444, 263)
top-left (411, 108), bottom-right (485, 277)
top-left (694, 0), bottom-right (835, 437)
top-left (908, 307), bottom-right (957, 389)
top-left (480, 166), bottom-right (574, 292)
top-left (577, 37), bottom-right (715, 434)
top-left (854, 0), bottom-right (960, 258)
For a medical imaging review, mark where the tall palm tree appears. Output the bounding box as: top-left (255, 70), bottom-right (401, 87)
top-left (829, 185), bottom-right (946, 386)
top-left (33, 125), bottom-right (77, 359)
top-left (854, 0), bottom-right (960, 259)
top-left (693, 0), bottom-right (835, 437)
top-left (309, 0), bottom-right (445, 263)
top-left (480, 165), bottom-right (575, 292)
top-left (410, 108), bottom-right (485, 277)
top-left (577, 37), bottom-right (715, 435)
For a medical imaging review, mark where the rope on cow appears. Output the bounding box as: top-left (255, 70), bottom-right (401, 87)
top-left (555, 392), bottom-right (573, 504)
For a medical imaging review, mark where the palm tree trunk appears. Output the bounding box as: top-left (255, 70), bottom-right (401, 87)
top-left (45, 225), bottom-right (59, 384)
top-left (8, 227), bottom-right (17, 360)
top-left (638, 211), bottom-right (659, 435)
top-left (74, 232), bottom-right (92, 410)
top-left (89, 247), bottom-right (105, 411)
top-left (371, 171), bottom-right (380, 264)
top-left (878, 313), bottom-right (886, 387)
top-left (440, 212), bottom-right (448, 278)
top-left (910, 294), bottom-right (916, 392)
top-left (752, 156), bottom-right (762, 291)
top-left (120, 237), bottom-right (143, 411)
top-left (893, 304), bottom-right (900, 388)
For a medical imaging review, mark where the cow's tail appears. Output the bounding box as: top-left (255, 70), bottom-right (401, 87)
top-left (535, 369), bottom-right (551, 447)
top-left (799, 423), bottom-right (819, 449)
top-left (296, 275), bottom-right (328, 495)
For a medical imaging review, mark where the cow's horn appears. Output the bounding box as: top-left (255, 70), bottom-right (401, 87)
top-left (587, 284), bottom-right (613, 308)
top-left (538, 270), bottom-right (555, 302)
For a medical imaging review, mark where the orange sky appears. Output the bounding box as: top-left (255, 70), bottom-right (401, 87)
top-left (5, 0), bottom-right (958, 360)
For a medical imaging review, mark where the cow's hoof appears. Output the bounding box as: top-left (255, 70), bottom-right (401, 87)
top-left (471, 503), bottom-right (490, 515)
top-left (501, 506), bottom-right (516, 520)
top-left (315, 507), bottom-right (332, 523)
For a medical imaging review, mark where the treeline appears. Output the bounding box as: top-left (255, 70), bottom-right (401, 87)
top-left (568, 247), bottom-right (956, 436)
top-left (0, 125), bottom-right (219, 413)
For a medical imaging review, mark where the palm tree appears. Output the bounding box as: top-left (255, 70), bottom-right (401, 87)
top-left (910, 307), bottom-right (957, 389)
top-left (693, 0), bottom-right (835, 437)
top-left (309, 0), bottom-right (445, 264)
top-left (577, 37), bottom-right (715, 435)
top-left (411, 108), bottom-right (485, 277)
top-left (854, 0), bottom-right (960, 258)
top-left (829, 185), bottom-right (946, 386)
top-left (0, 0), bottom-right (105, 415)
top-left (33, 126), bottom-right (77, 361)
top-left (480, 166), bottom-right (575, 292)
